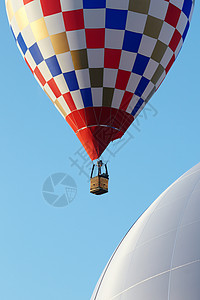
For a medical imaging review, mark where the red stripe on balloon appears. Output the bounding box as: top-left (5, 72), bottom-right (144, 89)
top-left (85, 29), bottom-right (105, 48)
top-left (34, 66), bottom-right (46, 86)
top-left (63, 93), bottom-right (76, 111)
top-left (104, 49), bottom-right (121, 69)
top-left (165, 3), bottom-right (181, 28)
top-left (166, 54), bottom-right (175, 74)
top-left (169, 29), bottom-right (182, 52)
top-left (119, 91), bottom-right (134, 111)
top-left (115, 70), bottom-right (131, 90)
top-left (40, 0), bottom-right (62, 16)
top-left (63, 10), bottom-right (85, 31)
top-left (47, 78), bottom-right (61, 98)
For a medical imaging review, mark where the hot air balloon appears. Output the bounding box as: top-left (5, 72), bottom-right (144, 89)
top-left (5, 0), bottom-right (194, 194)
top-left (91, 162), bottom-right (200, 299)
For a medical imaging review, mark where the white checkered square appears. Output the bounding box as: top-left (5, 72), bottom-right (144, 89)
top-left (158, 21), bottom-right (175, 45)
top-left (57, 95), bottom-right (71, 116)
top-left (91, 88), bottom-right (103, 106)
top-left (112, 89), bottom-right (125, 109)
top-left (70, 90), bottom-right (84, 110)
top-left (126, 11), bottom-right (147, 34)
top-left (106, 0), bottom-right (129, 10)
top-left (75, 69), bottom-right (90, 89)
top-left (37, 61), bottom-right (52, 82)
top-left (45, 13), bottom-right (66, 35)
top-left (103, 69), bottom-right (118, 88)
top-left (143, 59), bottom-right (159, 80)
top-left (25, 0), bottom-right (43, 23)
top-left (105, 29), bottom-right (124, 49)
top-left (11, 0), bottom-right (23, 13)
top-left (21, 24), bottom-right (35, 48)
top-left (170, 0), bottom-right (184, 10)
top-left (126, 94), bottom-right (140, 114)
top-left (87, 49), bottom-right (104, 68)
top-left (37, 37), bottom-right (55, 59)
top-left (57, 52), bottom-right (74, 73)
top-left (126, 73), bottom-right (142, 93)
top-left (176, 11), bottom-right (188, 35)
top-left (148, 0), bottom-right (169, 19)
top-left (67, 29), bottom-right (86, 50)
top-left (119, 51), bottom-right (136, 72)
top-left (54, 74), bottom-right (69, 94)
top-left (84, 9), bottom-right (105, 28)
top-left (138, 35), bottom-right (157, 57)
top-left (10, 15), bottom-right (20, 38)
top-left (60, 0), bottom-right (83, 11)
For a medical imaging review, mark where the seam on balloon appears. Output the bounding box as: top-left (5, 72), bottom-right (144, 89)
top-left (110, 259), bottom-right (200, 300)
top-left (75, 124), bottom-right (123, 134)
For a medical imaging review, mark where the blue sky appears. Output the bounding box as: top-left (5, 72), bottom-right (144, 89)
top-left (0, 2), bottom-right (200, 299)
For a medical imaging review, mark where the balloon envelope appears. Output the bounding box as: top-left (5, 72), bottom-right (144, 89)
top-left (91, 162), bottom-right (200, 299)
top-left (5, 0), bottom-right (194, 160)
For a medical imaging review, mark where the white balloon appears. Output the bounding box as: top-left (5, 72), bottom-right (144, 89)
top-left (91, 162), bottom-right (200, 299)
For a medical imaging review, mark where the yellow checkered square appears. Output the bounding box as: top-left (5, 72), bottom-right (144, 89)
top-left (15, 6), bottom-right (29, 31)
top-left (50, 32), bottom-right (69, 55)
top-left (31, 18), bottom-right (49, 42)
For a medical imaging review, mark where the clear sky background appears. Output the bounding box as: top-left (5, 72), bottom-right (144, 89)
top-left (0, 2), bottom-right (200, 300)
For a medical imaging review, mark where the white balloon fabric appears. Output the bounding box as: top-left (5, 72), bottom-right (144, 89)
top-left (91, 162), bottom-right (200, 299)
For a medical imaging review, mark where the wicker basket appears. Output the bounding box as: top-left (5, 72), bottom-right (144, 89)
top-left (90, 176), bottom-right (108, 195)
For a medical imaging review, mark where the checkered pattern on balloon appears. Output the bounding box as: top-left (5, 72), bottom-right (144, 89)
top-left (6, 0), bottom-right (194, 160)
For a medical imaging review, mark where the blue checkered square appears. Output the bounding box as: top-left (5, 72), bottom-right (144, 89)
top-left (182, 20), bottom-right (190, 41)
top-left (45, 56), bottom-right (62, 77)
top-left (132, 54), bottom-right (150, 76)
top-left (131, 98), bottom-right (144, 116)
top-left (83, 0), bottom-right (106, 8)
top-left (64, 71), bottom-right (79, 91)
top-left (81, 88), bottom-right (93, 107)
top-left (29, 43), bottom-right (43, 65)
top-left (122, 31), bottom-right (142, 53)
top-left (182, 0), bottom-right (192, 18)
top-left (106, 9), bottom-right (127, 30)
top-left (135, 77), bottom-right (150, 97)
top-left (17, 33), bottom-right (27, 55)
